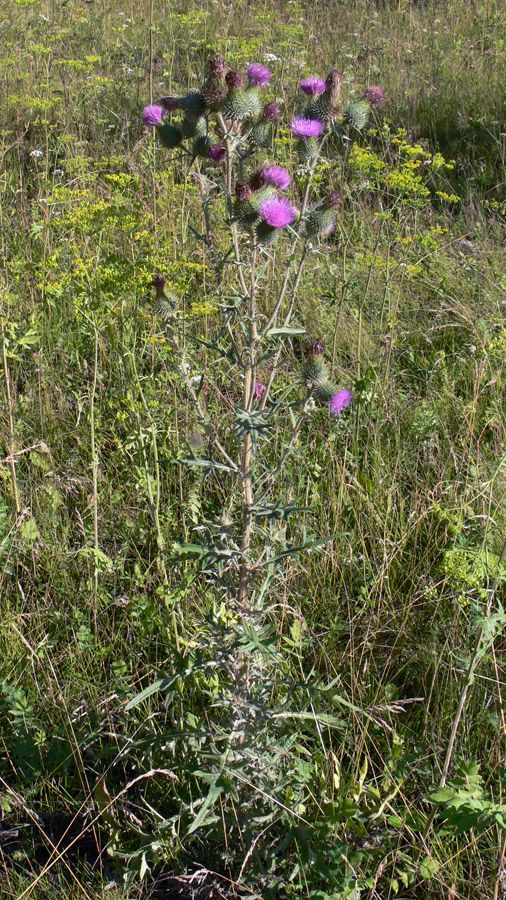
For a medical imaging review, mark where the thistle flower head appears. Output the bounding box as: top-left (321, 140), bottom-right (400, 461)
top-left (262, 165), bottom-right (291, 191)
top-left (158, 96), bottom-right (180, 113)
top-left (328, 389), bottom-right (351, 415)
top-left (249, 169), bottom-right (265, 191)
top-left (246, 64), bottom-right (272, 86)
top-left (310, 339), bottom-right (325, 357)
top-left (364, 85), bottom-right (385, 105)
top-left (253, 381), bottom-right (266, 401)
top-left (225, 70), bottom-right (244, 89)
top-left (208, 143), bottom-right (227, 162)
top-left (291, 116), bottom-right (324, 139)
top-left (142, 104), bottom-right (164, 126)
top-left (209, 54), bottom-right (227, 76)
top-left (260, 196), bottom-right (297, 229)
top-left (327, 191), bottom-right (342, 209)
top-left (262, 101), bottom-right (281, 121)
top-left (325, 71), bottom-right (342, 92)
top-left (300, 76), bottom-right (326, 97)
top-left (235, 182), bottom-right (253, 201)
top-left (152, 274), bottom-right (166, 294)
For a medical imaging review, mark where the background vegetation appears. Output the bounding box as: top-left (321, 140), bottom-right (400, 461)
top-left (1, 0), bottom-right (506, 897)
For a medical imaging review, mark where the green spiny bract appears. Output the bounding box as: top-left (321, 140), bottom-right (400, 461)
top-left (298, 136), bottom-right (320, 162)
top-left (306, 70), bottom-right (342, 123)
top-left (157, 123), bottom-right (183, 149)
top-left (153, 293), bottom-right (178, 319)
top-left (249, 184), bottom-right (277, 213)
top-left (202, 54), bottom-right (228, 112)
top-left (313, 380), bottom-right (339, 402)
top-left (152, 275), bottom-right (178, 318)
top-left (180, 92), bottom-right (207, 121)
top-left (192, 134), bottom-right (220, 158)
top-left (304, 206), bottom-right (335, 237)
top-left (181, 115), bottom-right (207, 140)
top-left (234, 183), bottom-right (258, 223)
top-left (249, 120), bottom-right (272, 147)
top-left (255, 220), bottom-right (279, 246)
top-left (222, 71), bottom-right (261, 122)
top-left (303, 356), bottom-right (330, 389)
top-left (344, 99), bottom-right (370, 130)
top-left (303, 192), bottom-right (340, 238)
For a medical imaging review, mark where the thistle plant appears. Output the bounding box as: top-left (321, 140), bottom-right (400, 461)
top-left (128, 58), bottom-right (384, 886)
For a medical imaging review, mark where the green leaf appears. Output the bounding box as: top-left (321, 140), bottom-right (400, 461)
top-left (419, 855), bottom-right (440, 880)
top-left (187, 779), bottom-right (223, 834)
top-left (266, 326), bottom-right (307, 336)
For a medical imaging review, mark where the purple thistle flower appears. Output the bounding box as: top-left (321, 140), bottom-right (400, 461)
top-left (328, 389), bottom-right (351, 415)
top-left (291, 117), bottom-right (324, 140)
top-left (260, 196), bottom-right (297, 229)
top-left (246, 64), bottom-right (272, 86)
top-left (142, 104), bottom-right (164, 127)
top-left (262, 165), bottom-right (291, 191)
top-left (262, 101), bottom-right (281, 122)
top-left (300, 76), bottom-right (326, 97)
top-left (364, 85), bottom-right (385, 105)
top-left (208, 143), bottom-right (227, 162)
top-left (253, 381), bottom-right (266, 401)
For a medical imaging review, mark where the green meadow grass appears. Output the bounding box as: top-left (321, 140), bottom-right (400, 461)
top-left (1, 0), bottom-right (506, 897)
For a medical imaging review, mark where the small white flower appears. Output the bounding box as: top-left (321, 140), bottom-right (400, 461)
top-left (264, 53), bottom-right (279, 62)
top-left (189, 374), bottom-right (201, 385)
top-left (30, 149), bottom-right (43, 158)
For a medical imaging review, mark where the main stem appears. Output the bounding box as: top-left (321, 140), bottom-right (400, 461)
top-left (238, 241), bottom-right (258, 610)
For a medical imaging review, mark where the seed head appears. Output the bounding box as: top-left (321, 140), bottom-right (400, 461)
top-left (152, 274), bottom-right (166, 294)
top-left (310, 339), bottom-right (325, 357)
top-left (225, 70), bottom-right (243, 90)
top-left (235, 182), bottom-right (253, 201)
top-left (209, 54), bottom-right (227, 76)
top-left (249, 169), bottom-right (265, 191)
top-left (325, 71), bottom-right (342, 93)
top-left (262, 101), bottom-right (281, 121)
top-left (208, 143), bottom-right (227, 162)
